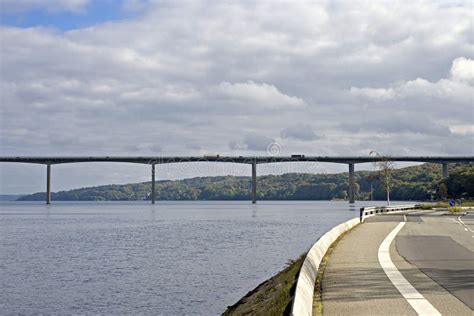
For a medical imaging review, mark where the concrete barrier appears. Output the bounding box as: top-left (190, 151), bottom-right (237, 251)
top-left (291, 204), bottom-right (418, 316)
top-left (291, 217), bottom-right (360, 316)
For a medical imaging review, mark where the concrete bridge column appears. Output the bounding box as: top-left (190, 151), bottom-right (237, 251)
top-left (442, 163), bottom-right (449, 178)
top-left (252, 162), bottom-right (257, 204)
top-left (151, 164), bottom-right (156, 204)
top-left (46, 163), bottom-right (51, 205)
top-left (348, 163), bottom-right (355, 204)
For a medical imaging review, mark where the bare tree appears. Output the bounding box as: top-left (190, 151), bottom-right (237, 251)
top-left (370, 151), bottom-right (395, 206)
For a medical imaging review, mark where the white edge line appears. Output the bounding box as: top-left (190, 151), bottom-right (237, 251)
top-left (457, 216), bottom-right (474, 233)
top-left (378, 222), bottom-right (441, 316)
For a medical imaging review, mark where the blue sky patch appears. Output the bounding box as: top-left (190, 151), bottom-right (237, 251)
top-left (0, 1), bottom-right (136, 30)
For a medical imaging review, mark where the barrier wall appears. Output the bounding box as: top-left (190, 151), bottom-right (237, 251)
top-left (291, 204), bottom-right (418, 316)
top-left (290, 217), bottom-right (360, 316)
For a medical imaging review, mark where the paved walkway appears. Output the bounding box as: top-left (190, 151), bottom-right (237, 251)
top-left (319, 210), bottom-right (474, 315)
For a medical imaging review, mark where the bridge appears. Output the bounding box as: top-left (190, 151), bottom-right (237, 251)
top-left (1, 156), bottom-right (473, 204)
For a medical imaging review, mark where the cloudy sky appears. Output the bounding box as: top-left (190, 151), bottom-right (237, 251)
top-left (0, 0), bottom-right (473, 194)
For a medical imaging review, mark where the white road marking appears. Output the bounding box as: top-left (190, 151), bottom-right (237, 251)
top-left (378, 222), bottom-right (441, 316)
top-left (449, 217), bottom-right (465, 229)
top-left (457, 216), bottom-right (474, 233)
top-left (449, 218), bottom-right (460, 224)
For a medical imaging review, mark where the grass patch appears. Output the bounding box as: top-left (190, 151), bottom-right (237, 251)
top-left (449, 206), bottom-right (464, 213)
top-left (459, 200), bottom-right (474, 207)
top-left (223, 253), bottom-right (306, 316)
top-left (418, 203), bottom-right (440, 210)
top-left (418, 200), bottom-right (474, 210)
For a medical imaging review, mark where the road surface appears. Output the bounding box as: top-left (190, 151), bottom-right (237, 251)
top-left (319, 210), bottom-right (474, 315)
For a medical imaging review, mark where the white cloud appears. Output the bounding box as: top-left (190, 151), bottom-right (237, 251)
top-left (350, 87), bottom-right (395, 100)
top-left (1, 1), bottom-right (473, 193)
top-left (449, 124), bottom-right (474, 135)
top-left (350, 57), bottom-right (474, 106)
top-left (398, 77), bottom-right (472, 101)
top-left (450, 57), bottom-right (474, 84)
top-left (216, 81), bottom-right (305, 109)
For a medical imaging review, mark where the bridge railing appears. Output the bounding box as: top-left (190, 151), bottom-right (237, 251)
top-left (359, 204), bottom-right (418, 222)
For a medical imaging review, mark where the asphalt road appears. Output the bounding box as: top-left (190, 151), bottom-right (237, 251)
top-left (320, 210), bottom-right (474, 315)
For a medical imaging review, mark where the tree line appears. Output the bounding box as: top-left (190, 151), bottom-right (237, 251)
top-left (18, 163), bottom-right (473, 201)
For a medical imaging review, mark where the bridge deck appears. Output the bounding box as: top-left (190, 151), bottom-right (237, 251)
top-left (319, 210), bottom-right (474, 315)
top-left (0, 156), bottom-right (473, 165)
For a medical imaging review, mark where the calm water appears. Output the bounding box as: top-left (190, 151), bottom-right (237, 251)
top-left (0, 201), bottom-right (400, 315)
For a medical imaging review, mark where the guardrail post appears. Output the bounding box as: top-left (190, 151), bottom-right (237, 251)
top-left (348, 163), bottom-right (355, 204)
top-left (151, 163), bottom-right (156, 204)
top-left (442, 163), bottom-right (449, 178)
top-left (252, 161), bottom-right (257, 204)
top-left (46, 163), bottom-right (51, 204)
top-left (360, 207), bottom-right (364, 222)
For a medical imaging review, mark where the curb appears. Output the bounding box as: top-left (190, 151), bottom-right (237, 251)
top-left (290, 217), bottom-right (360, 316)
top-left (291, 204), bottom-right (417, 316)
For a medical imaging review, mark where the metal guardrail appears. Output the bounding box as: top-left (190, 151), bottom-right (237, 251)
top-left (359, 204), bottom-right (418, 222)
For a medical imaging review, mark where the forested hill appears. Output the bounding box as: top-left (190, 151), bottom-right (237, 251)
top-left (18, 163), bottom-right (473, 201)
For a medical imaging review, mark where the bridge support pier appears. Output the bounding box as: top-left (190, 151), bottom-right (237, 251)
top-left (252, 162), bottom-right (257, 204)
top-left (151, 164), bottom-right (156, 204)
top-left (442, 163), bottom-right (449, 178)
top-left (46, 163), bottom-right (51, 204)
top-left (348, 163), bottom-right (355, 204)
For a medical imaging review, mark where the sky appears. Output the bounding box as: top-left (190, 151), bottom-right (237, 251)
top-left (0, 0), bottom-right (473, 194)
